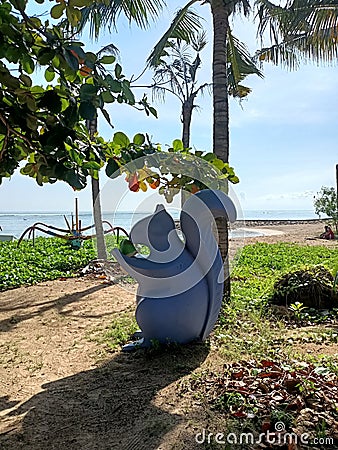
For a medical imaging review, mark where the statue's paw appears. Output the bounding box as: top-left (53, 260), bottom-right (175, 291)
top-left (122, 337), bottom-right (147, 352)
top-left (132, 329), bottom-right (143, 339)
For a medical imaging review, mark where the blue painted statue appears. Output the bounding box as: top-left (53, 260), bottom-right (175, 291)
top-left (112, 189), bottom-right (237, 351)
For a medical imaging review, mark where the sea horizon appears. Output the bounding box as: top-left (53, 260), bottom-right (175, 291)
top-left (0, 209), bottom-right (324, 239)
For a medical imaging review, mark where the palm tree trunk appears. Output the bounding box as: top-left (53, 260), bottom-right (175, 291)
top-left (211, 0), bottom-right (231, 298)
top-left (211, 0), bottom-right (230, 161)
top-left (181, 101), bottom-right (193, 207)
top-left (91, 176), bottom-right (107, 260)
top-left (182, 101), bottom-right (193, 149)
top-left (86, 118), bottom-right (107, 260)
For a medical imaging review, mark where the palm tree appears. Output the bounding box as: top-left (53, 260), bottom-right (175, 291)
top-left (152, 31), bottom-right (262, 209)
top-left (147, 1), bottom-right (263, 297)
top-left (151, 33), bottom-right (210, 148)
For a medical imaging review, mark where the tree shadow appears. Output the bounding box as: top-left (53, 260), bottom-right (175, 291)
top-left (0, 343), bottom-right (209, 450)
top-left (0, 284), bottom-right (111, 332)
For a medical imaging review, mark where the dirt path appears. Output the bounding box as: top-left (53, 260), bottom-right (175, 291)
top-left (0, 223), bottom-right (337, 449)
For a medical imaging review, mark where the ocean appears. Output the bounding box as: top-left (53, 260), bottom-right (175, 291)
top-left (0, 209), bottom-right (320, 239)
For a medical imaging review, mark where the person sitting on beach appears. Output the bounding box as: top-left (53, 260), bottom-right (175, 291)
top-left (320, 225), bottom-right (335, 240)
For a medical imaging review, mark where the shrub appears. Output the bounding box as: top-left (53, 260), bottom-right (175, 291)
top-left (271, 265), bottom-right (338, 309)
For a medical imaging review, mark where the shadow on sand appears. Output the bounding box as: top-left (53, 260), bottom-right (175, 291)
top-left (0, 284), bottom-right (112, 333)
top-left (0, 343), bottom-right (209, 450)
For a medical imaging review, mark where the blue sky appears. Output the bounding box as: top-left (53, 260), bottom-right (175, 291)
top-left (0, 1), bottom-right (337, 213)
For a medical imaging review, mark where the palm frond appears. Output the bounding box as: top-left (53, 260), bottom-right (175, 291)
top-left (256, 43), bottom-right (301, 69)
top-left (227, 29), bottom-right (263, 98)
top-left (234, 0), bottom-right (252, 17)
top-left (153, 62), bottom-right (186, 99)
top-left (190, 30), bottom-right (208, 52)
top-left (194, 82), bottom-right (212, 97)
top-left (77, 0), bottom-right (165, 39)
top-left (256, 0), bottom-right (338, 66)
top-left (189, 53), bottom-right (202, 84)
top-left (147, 0), bottom-right (203, 67)
top-left (97, 43), bottom-right (120, 58)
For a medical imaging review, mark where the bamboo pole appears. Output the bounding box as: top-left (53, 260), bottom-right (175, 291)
top-left (75, 198), bottom-right (79, 233)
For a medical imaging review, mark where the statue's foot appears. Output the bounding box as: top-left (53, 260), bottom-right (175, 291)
top-left (122, 338), bottom-right (147, 352)
top-left (132, 329), bottom-right (143, 339)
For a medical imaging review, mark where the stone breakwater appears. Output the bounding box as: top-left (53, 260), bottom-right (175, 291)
top-left (175, 218), bottom-right (330, 230)
top-left (232, 218), bottom-right (328, 228)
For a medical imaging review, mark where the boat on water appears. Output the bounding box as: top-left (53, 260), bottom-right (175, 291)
top-left (0, 234), bottom-right (17, 242)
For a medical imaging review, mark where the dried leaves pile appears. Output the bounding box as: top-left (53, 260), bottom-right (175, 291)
top-left (185, 359), bottom-right (338, 448)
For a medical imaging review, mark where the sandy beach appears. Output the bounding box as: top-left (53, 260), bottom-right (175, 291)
top-left (228, 219), bottom-right (337, 260)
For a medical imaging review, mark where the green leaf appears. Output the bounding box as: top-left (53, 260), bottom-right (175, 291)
top-left (79, 101), bottom-right (96, 120)
top-left (107, 79), bottom-right (121, 93)
top-left (115, 63), bottom-right (122, 79)
top-left (99, 55), bottom-right (116, 65)
top-left (44, 67), bottom-right (55, 82)
top-left (69, 0), bottom-right (92, 6)
top-left (51, 3), bottom-right (66, 19)
top-left (101, 90), bottom-right (115, 103)
top-left (21, 55), bottom-right (35, 74)
top-left (105, 158), bottom-right (120, 178)
top-left (85, 52), bottom-right (97, 64)
top-left (66, 146), bottom-right (84, 166)
top-left (82, 161), bottom-right (102, 170)
top-left (63, 170), bottom-right (87, 189)
top-left (19, 74), bottom-right (32, 87)
top-left (113, 132), bottom-right (130, 147)
top-left (121, 82), bottom-right (135, 104)
top-left (80, 84), bottom-right (97, 100)
top-left (133, 133), bottom-right (145, 145)
top-left (172, 139), bottom-right (184, 152)
top-left (203, 153), bottom-right (215, 163)
top-left (149, 106), bottom-right (157, 118)
top-left (26, 114), bottom-right (37, 130)
top-left (212, 158), bottom-right (225, 170)
top-left (66, 6), bottom-right (81, 27)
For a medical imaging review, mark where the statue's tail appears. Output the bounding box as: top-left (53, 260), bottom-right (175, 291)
top-left (180, 190), bottom-right (237, 340)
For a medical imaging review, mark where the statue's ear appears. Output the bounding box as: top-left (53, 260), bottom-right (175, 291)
top-left (130, 204), bottom-right (175, 249)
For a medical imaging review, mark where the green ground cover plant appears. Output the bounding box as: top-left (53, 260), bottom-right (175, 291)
top-left (0, 237), bottom-right (96, 291)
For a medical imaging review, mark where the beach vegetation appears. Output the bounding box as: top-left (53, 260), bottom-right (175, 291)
top-left (181, 242), bottom-right (338, 446)
top-left (272, 265), bottom-right (338, 309)
top-left (0, 237), bottom-right (96, 291)
top-left (216, 242), bottom-right (338, 359)
top-left (314, 186), bottom-right (338, 232)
